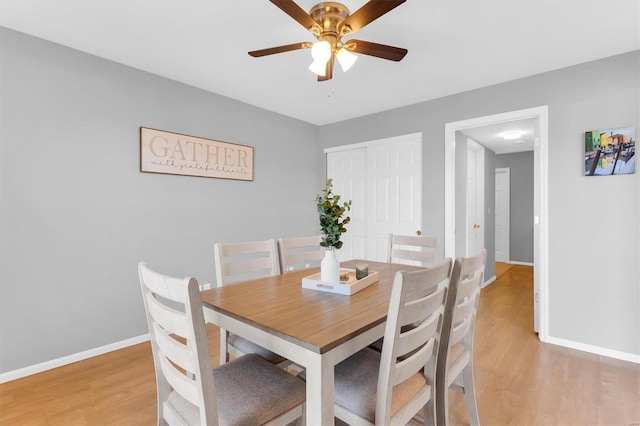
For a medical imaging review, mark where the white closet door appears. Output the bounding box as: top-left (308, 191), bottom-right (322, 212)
top-left (366, 138), bottom-right (422, 262)
top-left (326, 134), bottom-right (422, 262)
top-left (326, 148), bottom-right (367, 261)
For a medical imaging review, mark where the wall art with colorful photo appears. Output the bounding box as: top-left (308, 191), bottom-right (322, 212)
top-left (584, 127), bottom-right (635, 176)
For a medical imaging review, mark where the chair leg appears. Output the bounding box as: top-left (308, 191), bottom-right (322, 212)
top-left (461, 362), bottom-right (479, 426)
top-left (435, 374), bottom-right (449, 426)
top-left (219, 329), bottom-right (229, 364)
top-left (421, 357), bottom-right (436, 426)
top-left (423, 398), bottom-right (436, 426)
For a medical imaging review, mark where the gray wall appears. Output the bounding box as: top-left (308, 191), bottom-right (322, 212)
top-left (318, 51), bottom-right (639, 356)
top-left (495, 151), bottom-right (534, 263)
top-left (0, 28), bottom-right (319, 373)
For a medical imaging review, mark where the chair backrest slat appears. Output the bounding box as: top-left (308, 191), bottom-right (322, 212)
top-left (456, 273), bottom-right (482, 300)
top-left (388, 233), bottom-right (441, 267)
top-left (391, 248), bottom-right (437, 264)
top-left (391, 234), bottom-right (439, 248)
top-left (396, 308), bottom-right (441, 356)
top-left (145, 293), bottom-right (189, 337)
top-left (452, 294), bottom-right (476, 325)
top-left (141, 264), bottom-right (188, 303)
top-left (219, 256), bottom-right (275, 278)
top-left (449, 314), bottom-right (473, 347)
top-left (278, 236), bottom-right (323, 272)
top-left (282, 250), bottom-right (322, 269)
top-left (399, 286), bottom-right (446, 326)
top-left (458, 253), bottom-right (487, 277)
top-left (152, 322), bottom-right (195, 373)
top-left (393, 337), bottom-right (436, 387)
top-left (214, 239), bottom-right (280, 286)
top-left (217, 240), bottom-right (273, 257)
top-left (158, 353), bottom-right (200, 406)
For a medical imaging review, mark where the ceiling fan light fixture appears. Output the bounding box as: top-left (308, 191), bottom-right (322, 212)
top-left (502, 130), bottom-right (525, 140)
top-left (308, 60), bottom-right (328, 76)
top-left (308, 40), bottom-right (332, 76)
top-left (336, 47), bottom-right (357, 72)
top-left (311, 40), bottom-right (331, 61)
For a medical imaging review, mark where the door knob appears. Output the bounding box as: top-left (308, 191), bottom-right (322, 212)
top-left (473, 224), bottom-right (480, 229)
top-left (416, 230), bottom-right (422, 236)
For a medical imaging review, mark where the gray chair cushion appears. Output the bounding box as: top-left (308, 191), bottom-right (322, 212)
top-left (167, 354), bottom-right (305, 425)
top-left (228, 333), bottom-right (288, 364)
top-left (334, 347), bottom-right (427, 423)
top-left (334, 348), bottom-right (380, 422)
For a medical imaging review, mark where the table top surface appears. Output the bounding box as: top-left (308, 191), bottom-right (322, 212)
top-left (200, 259), bottom-right (424, 354)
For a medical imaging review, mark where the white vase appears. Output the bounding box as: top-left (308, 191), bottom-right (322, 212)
top-left (321, 247), bottom-right (340, 283)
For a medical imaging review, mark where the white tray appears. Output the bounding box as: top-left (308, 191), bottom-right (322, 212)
top-left (302, 269), bottom-right (379, 295)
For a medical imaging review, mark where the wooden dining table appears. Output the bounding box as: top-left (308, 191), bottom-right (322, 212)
top-left (200, 259), bottom-right (425, 424)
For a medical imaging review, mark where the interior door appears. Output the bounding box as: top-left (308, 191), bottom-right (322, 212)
top-left (366, 138), bottom-right (422, 261)
top-left (466, 139), bottom-right (485, 256)
top-left (326, 134), bottom-right (422, 262)
top-left (326, 148), bottom-right (367, 261)
top-left (495, 167), bottom-right (510, 262)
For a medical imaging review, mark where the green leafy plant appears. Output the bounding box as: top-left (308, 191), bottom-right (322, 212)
top-left (316, 178), bottom-right (352, 250)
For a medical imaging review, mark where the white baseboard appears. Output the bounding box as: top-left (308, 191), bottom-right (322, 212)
top-left (545, 335), bottom-right (640, 364)
top-left (482, 275), bottom-right (496, 288)
top-left (507, 260), bottom-right (534, 266)
top-left (0, 334), bottom-right (150, 384)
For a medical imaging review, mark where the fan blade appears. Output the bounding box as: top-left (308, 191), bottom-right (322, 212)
top-left (318, 55), bottom-right (334, 81)
top-left (270, 0), bottom-right (321, 33)
top-left (341, 0), bottom-right (406, 35)
top-left (348, 39), bottom-right (407, 61)
top-left (249, 42), bottom-right (311, 57)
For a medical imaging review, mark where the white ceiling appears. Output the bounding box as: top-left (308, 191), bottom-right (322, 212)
top-left (461, 118), bottom-right (537, 154)
top-left (1, 0), bottom-right (638, 125)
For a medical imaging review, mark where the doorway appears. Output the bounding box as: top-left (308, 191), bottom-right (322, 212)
top-left (444, 106), bottom-right (549, 341)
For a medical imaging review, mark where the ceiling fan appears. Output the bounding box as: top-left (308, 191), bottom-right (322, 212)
top-left (249, 0), bottom-right (408, 81)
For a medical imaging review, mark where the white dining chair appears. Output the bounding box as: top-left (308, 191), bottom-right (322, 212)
top-left (332, 258), bottom-right (452, 426)
top-left (138, 262), bottom-right (305, 425)
top-left (368, 233), bottom-right (443, 353)
top-left (436, 248), bottom-right (487, 426)
top-left (213, 239), bottom-right (289, 366)
top-left (388, 233), bottom-right (441, 267)
top-left (214, 239), bottom-right (281, 284)
top-left (277, 235), bottom-right (323, 273)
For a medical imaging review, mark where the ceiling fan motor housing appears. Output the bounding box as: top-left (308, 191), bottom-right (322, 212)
top-left (310, 2), bottom-right (352, 46)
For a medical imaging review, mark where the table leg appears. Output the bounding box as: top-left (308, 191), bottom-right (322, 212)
top-left (305, 352), bottom-right (334, 425)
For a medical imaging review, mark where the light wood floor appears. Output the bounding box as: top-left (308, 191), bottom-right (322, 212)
top-left (1, 263), bottom-right (639, 425)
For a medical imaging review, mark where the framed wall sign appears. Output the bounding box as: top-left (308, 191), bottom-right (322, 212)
top-left (584, 126), bottom-right (635, 176)
top-left (140, 127), bottom-right (254, 181)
